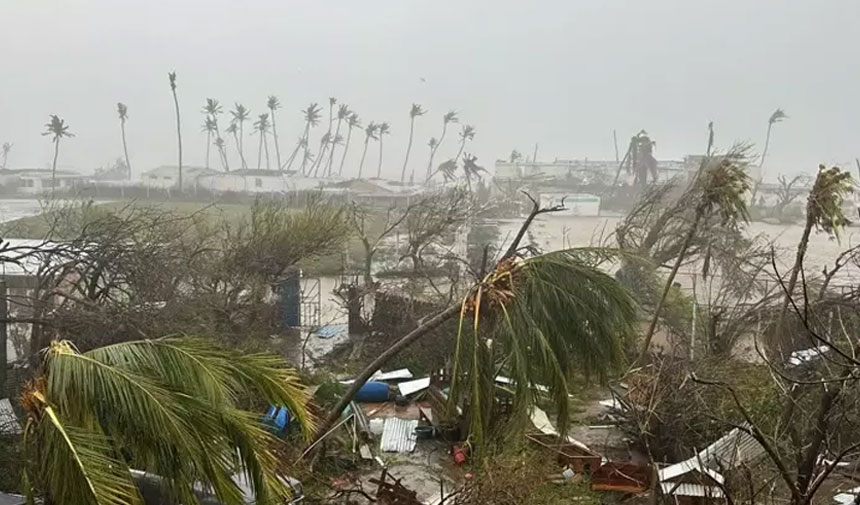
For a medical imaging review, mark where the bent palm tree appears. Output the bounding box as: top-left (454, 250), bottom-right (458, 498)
top-left (426, 111), bottom-right (458, 182)
top-left (202, 116), bottom-right (217, 169)
top-left (267, 96), bottom-right (283, 170)
top-left (42, 115), bottom-right (74, 195)
top-left (357, 121), bottom-right (377, 179)
top-left (1, 142), bottom-right (11, 170)
top-left (253, 113), bottom-right (272, 169)
top-left (21, 338), bottom-right (311, 505)
top-left (455, 124), bottom-right (475, 163)
top-left (638, 153), bottom-right (751, 361)
top-left (317, 222), bottom-right (637, 455)
top-left (116, 103), bottom-right (132, 179)
top-left (327, 104), bottom-right (350, 176)
top-left (338, 112), bottom-right (361, 176)
top-left (462, 153), bottom-right (485, 192)
top-left (293, 103), bottom-right (322, 174)
top-left (226, 122), bottom-right (243, 171)
top-left (401, 103), bottom-right (426, 183)
top-left (203, 98), bottom-right (228, 171)
top-left (230, 103), bottom-right (251, 169)
top-left (375, 122), bottom-right (390, 179)
top-left (168, 72), bottom-right (182, 189)
top-left (774, 165), bottom-right (852, 342)
top-left (751, 108), bottom-right (788, 202)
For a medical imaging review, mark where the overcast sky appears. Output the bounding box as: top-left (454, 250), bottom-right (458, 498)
top-left (2, 0), bottom-right (858, 180)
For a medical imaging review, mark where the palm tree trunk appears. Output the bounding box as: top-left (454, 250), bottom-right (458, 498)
top-left (358, 139), bottom-right (370, 179)
top-left (205, 131), bottom-right (211, 169)
top-left (284, 141), bottom-right (302, 172)
top-left (239, 122), bottom-right (248, 169)
top-left (774, 216), bottom-right (814, 345)
top-left (751, 123), bottom-right (774, 202)
top-left (327, 119), bottom-right (343, 177)
top-left (271, 111), bottom-right (282, 170)
top-left (51, 139), bottom-right (60, 197)
top-left (638, 206), bottom-right (705, 362)
top-left (426, 123), bottom-right (449, 182)
top-left (401, 118), bottom-right (415, 183)
top-left (171, 89), bottom-right (183, 190)
top-left (338, 128), bottom-right (353, 177)
top-left (120, 121), bottom-right (132, 179)
top-left (263, 134), bottom-right (271, 170)
top-left (455, 139), bottom-right (466, 163)
top-left (232, 130), bottom-right (246, 171)
top-left (257, 133), bottom-right (264, 169)
top-left (376, 136), bottom-right (384, 179)
top-left (315, 303), bottom-right (461, 441)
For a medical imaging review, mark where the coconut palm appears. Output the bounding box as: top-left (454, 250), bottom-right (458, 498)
top-left (774, 165), bottom-right (853, 340)
top-left (751, 108), bottom-right (788, 202)
top-left (338, 112), bottom-right (361, 177)
top-left (434, 159), bottom-right (458, 182)
top-left (116, 103), bottom-right (132, 179)
top-left (267, 96), bottom-right (283, 171)
top-left (21, 337), bottom-right (311, 505)
top-left (230, 103), bottom-right (251, 169)
top-left (326, 104), bottom-right (350, 176)
top-left (253, 113), bottom-right (272, 170)
top-left (638, 154), bottom-right (751, 361)
top-left (401, 103), bottom-right (427, 183)
top-left (455, 124), bottom-right (475, 163)
top-left (1, 142), bottom-right (11, 170)
top-left (311, 98), bottom-right (337, 176)
top-left (375, 122), bottom-right (390, 179)
top-left (310, 133), bottom-right (331, 177)
top-left (293, 103), bottom-right (322, 174)
top-left (201, 116), bottom-right (217, 169)
top-left (226, 122), bottom-right (243, 171)
top-left (357, 121), bottom-right (378, 179)
top-left (168, 72), bottom-right (182, 189)
top-left (203, 98), bottom-right (228, 171)
top-left (42, 115), bottom-right (74, 195)
top-left (425, 111), bottom-right (458, 182)
top-left (319, 244), bottom-right (637, 455)
top-left (425, 138), bottom-right (438, 180)
top-left (462, 153), bottom-right (485, 192)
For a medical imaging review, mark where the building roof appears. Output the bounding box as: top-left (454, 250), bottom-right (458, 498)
top-left (695, 424), bottom-right (765, 469)
top-left (660, 483), bottom-right (725, 498)
top-left (658, 459), bottom-right (725, 485)
top-left (141, 165), bottom-right (217, 176)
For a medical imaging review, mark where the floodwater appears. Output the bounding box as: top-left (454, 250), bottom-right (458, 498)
top-left (0, 199), bottom-right (45, 223)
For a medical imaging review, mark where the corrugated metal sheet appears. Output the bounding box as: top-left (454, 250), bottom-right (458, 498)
top-left (0, 399), bottom-right (22, 435)
top-left (661, 483), bottom-right (725, 498)
top-left (658, 460), bottom-right (724, 485)
top-left (380, 418), bottom-right (418, 453)
top-left (696, 424), bottom-right (764, 470)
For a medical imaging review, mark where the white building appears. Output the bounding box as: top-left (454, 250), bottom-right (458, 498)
top-left (494, 158), bottom-right (689, 184)
top-left (1, 169), bottom-right (88, 196)
top-left (196, 169), bottom-right (324, 194)
top-left (140, 166), bottom-right (217, 190)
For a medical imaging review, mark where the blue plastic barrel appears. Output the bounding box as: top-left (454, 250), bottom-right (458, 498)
top-left (354, 381), bottom-right (390, 402)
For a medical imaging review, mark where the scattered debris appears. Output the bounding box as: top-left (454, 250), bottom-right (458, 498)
top-left (398, 377), bottom-right (430, 396)
top-left (834, 486), bottom-right (860, 505)
top-left (380, 418), bottom-right (418, 453)
top-left (371, 469), bottom-right (423, 505)
top-left (695, 423), bottom-right (764, 470)
top-left (591, 462), bottom-right (653, 494)
top-left (526, 432), bottom-right (601, 474)
top-left (0, 398), bottom-right (22, 435)
top-left (659, 459), bottom-right (725, 500)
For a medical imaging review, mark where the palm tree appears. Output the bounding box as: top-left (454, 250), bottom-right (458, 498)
top-left (401, 103), bottom-right (427, 183)
top-left (310, 132), bottom-right (331, 177)
top-left (253, 113), bottom-right (272, 170)
top-left (425, 111), bottom-right (458, 182)
top-left (455, 124), bottom-right (475, 163)
top-left (311, 98), bottom-right (337, 176)
top-left (168, 72), bottom-right (182, 189)
top-left (21, 338), bottom-right (311, 505)
top-left (375, 122), bottom-right (390, 179)
top-left (462, 153), bottom-right (485, 192)
top-left (116, 103), bottom-right (132, 179)
top-left (293, 103), bottom-right (322, 174)
top-left (317, 244), bottom-right (637, 455)
top-left (201, 116), bottom-right (217, 169)
top-left (357, 121), bottom-right (378, 179)
top-left (226, 122), bottom-right (243, 171)
top-left (267, 96), bottom-right (283, 171)
top-left (1, 142), bottom-right (11, 170)
top-left (203, 98), bottom-right (228, 171)
top-left (230, 103), bottom-right (251, 169)
top-left (774, 165), bottom-right (852, 342)
top-left (425, 138), bottom-right (437, 181)
top-left (338, 112), bottom-right (361, 176)
top-left (751, 108), bottom-right (788, 202)
top-left (326, 104), bottom-right (350, 176)
top-left (638, 154), bottom-right (751, 361)
top-left (42, 115), bottom-right (74, 195)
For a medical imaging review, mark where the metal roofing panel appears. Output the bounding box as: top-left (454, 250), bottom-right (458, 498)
top-left (398, 377), bottom-right (430, 396)
top-left (835, 487), bottom-right (860, 505)
top-left (696, 424), bottom-right (765, 470)
top-left (0, 399), bottom-right (22, 435)
top-left (661, 483), bottom-right (725, 498)
top-left (658, 460), bottom-right (724, 485)
top-left (380, 418), bottom-right (418, 453)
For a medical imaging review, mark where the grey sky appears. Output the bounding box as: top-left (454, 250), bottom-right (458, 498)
top-left (2, 0), bottom-right (858, 179)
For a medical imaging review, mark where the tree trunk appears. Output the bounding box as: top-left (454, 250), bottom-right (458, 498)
top-left (455, 139), bottom-right (465, 163)
top-left (172, 90), bottom-right (183, 191)
top-left (314, 303), bottom-right (461, 440)
top-left (376, 136), bottom-right (384, 179)
top-left (638, 206), bottom-right (705, 362)
top-left (205, 131), bottom-right (211, 169)
top-left (338, 128), bottom-right (353, 177)
top-left (257, 131), bottom-right (263, 169)
top-left (326, 119), bottom-right (343, 177)
top-left (51, 139), bottom-right (60, 197)
top-left (264, 134), bottom-right (270, 170)
top-left (271, 111), bottom-right (282, 171)
top-left (358, 139), bottom-right (369, 179)
top-left (233, 130), bottom-right (245, 171)
top-left (120, 121), bottom-right (132, 179)
top-left (401, 118), bottom-right (415, 183)
top-left (426, 123), bottom-right (448, 182)
top-left (751, 123), bottom-right (773, 202)
top-left (239, 122), bottom-right (247, 169)
top-left (774, 216), bottom-right (814, 350)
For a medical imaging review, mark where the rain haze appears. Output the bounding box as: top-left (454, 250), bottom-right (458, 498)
top-left (2, 0), bottom-right (859, 176)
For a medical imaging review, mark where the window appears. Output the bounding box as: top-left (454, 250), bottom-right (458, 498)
top-left (255, 178), bottom-right (263, 188)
